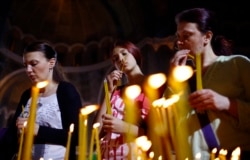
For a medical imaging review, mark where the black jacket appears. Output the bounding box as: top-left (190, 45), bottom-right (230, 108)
top-left (0, 81), bottom-right (82, 160)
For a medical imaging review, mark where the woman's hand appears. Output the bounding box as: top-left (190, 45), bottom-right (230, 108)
top-left (16, 117), bottom-right (39, 135)
top-left (102, 114), bottom-right (127, 133)
top-left (106, 70), bottom-right (123, 92)
top-left (16, 117), bottom-right (28, 130)
top-left (170, 49), bottom-right (190, 67)
top-left (189, 89), bottom-right (230, 112)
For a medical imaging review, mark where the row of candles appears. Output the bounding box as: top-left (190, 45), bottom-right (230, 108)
top-left (16, 80), bottom-right (101, 160)
top-left (17, 53), bottom-right (241, 160)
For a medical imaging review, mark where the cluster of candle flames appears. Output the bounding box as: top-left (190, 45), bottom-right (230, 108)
top-left (17, 64), bottom-right (241, 160)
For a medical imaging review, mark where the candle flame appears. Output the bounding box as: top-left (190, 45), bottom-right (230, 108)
top-left (135, 135), bottom-right (148, 145)
top-left (93, 122), bottom-right (100, 129)
top-left (163, 94), bottom-right (179, 108)
top-left (147, 73), bottom-right (167, 89)
top-left (149, 151), bottom-right (154, 158)
top-left (152, 94), bottom-right (180, 108)
top-left (125, 85), bottom-right (141, 99)
top-left (23, 121), bottom-right (27, 127)
top-left (36, 80), bottom-right (49, 88)
top-left (135, 136), bottom-right (151, 151)
top-left (173, 65), bottom-right (193, 82)
top-left (81, 105), bottom-right (99, 115)
top-left (231, 147), bottom-right (241, 157)
top-left (141, 140), bottom-right (152, 151)
top-left (219, 149), bottom-right (227, 156)
top-left (152, 97), bottom-right (166, 107)
top-left (69, 123), bottom-right (74, 132)
top-left (212, 148), bottom-right (217, 154)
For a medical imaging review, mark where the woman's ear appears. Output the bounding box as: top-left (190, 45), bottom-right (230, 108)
top-left (49, 58), bottom-right (56, 69)
top-left (204, 31), bottom-right (213, 44)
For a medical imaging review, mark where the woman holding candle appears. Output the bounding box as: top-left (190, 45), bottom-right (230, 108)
top-left (94, 40), bottom-right (151, 160)
top-left (0, 41), bottom-right (83, 160)
top-left (170, 8), bottom-right (250, 160)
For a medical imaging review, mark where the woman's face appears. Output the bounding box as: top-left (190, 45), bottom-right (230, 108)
top-left (23, 51), bottom-right (54, 84)
top-left (112, 46), bottom-right (137, 72)
top-left (176, 22), bottom-right (207, 56)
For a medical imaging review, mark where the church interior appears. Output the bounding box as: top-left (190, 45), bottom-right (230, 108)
top-left (0, 1), bottom-right (249, 158)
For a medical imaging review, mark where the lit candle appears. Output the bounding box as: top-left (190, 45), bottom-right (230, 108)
top-left (210, 148), bottom-right (217, 160)
top-left (195, 53), bottom-right (203, 90)
top-left (124, 85), bottom-right (141, 141)
top-left (148, 151), bottom-right (154, 160)
top-left (89, 123), bottom-right (101, 160)
top-left (64, 123), bottom-right (74, 160)
top-left (145, 73), bottom-right (167, 102)
top-left (124, 85), bottom-right (141, 121)
top-left (78, 105), bottom-right (99, 160)
top-left (94, 123), bottom-right (101, 160)
top-left (17, 121), bottom-right (27, 160)
top-left (88, 124), bottom-right (95, 160)
top-left (82, 116), bottom-right (87, 160)
top-left (230, 147), bottom-right (240, 160)
top-left (78, 109), bottom-right (83, 160)
top-left (135, 136), bottom-right (152, 159)
top-left (218, 149), bottom-right (227, 160)
top-left (22, 81), bottom-right (48, 160)
top-left (104, 79), bottom-right (112, 114)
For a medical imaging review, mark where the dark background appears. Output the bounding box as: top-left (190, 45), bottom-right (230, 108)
top-left (1, 0), bottom-right (250, 53)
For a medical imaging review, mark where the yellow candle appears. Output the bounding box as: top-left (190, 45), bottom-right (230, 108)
top-left (82, 115), bottom-right (87, 160)
top-left (88, 124), bottom-right (95, 160)
top-left (78, 114), bottom-right (87, 160)
top-left (104, 79), bottom-right (112, 114)
top-left (124, 85), bottom-right (141, 123)
top-left (210, 148), bottom-right (217, 160)
top-left (124, 85), bottom-right (141, 142)
top-left (218, 149), bottom-right (227, 160)
top-left (65, 123), bottom-right (74, 160)
top-left (22, 81), bottom-right (48, 160)
top-left (78, 109), bottom-right (84, 160)
top-left (195, 53), bottom-right (203, 90)
top-left (17, 121), bottom-right (27, 160)
top-left (94, 123), bottom-right (101, 160)
top-left (89, 123), bottom-right (101, 160)
top-left (79, 105), bottom-right (99, 160)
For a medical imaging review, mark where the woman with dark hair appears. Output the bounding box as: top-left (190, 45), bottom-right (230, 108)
top-left (170, 8), bottom-right (250, 159)
top-left (95, 40), bottom-right (150, 159)
top-left (0, 41), bottom-right (82, 160)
